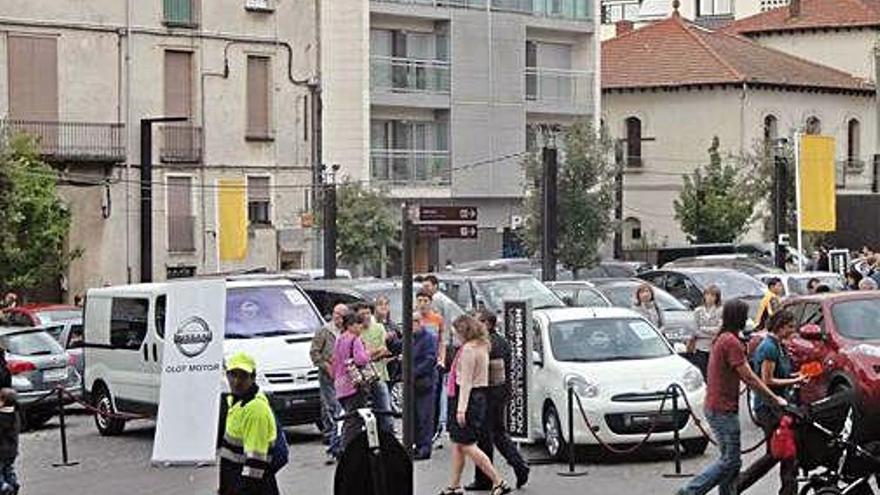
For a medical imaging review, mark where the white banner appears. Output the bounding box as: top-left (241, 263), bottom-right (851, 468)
top-left (152, 280), bottom-right (226, 464)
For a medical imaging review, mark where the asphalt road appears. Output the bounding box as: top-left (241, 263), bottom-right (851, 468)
top-left (19, 406), bottom-right (785, 495)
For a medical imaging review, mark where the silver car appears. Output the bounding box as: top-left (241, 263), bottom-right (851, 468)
top-left (0, 326), bottom-right (82, 429)
top-left (42, 319), bottom-right (85, 379)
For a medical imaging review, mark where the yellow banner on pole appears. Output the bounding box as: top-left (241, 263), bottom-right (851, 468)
top-left (218, 178), bottom-right (248, 261)
top-left (799, 135), bottom-right (836, 232)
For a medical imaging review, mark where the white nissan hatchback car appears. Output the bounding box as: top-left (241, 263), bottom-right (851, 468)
top-left (529, 307), bottom-right (709, 459)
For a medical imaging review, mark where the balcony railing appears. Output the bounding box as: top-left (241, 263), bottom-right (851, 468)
top-left (525, 67), bottom-right (593, 107)
top-left (168, 215), bottom-right (196, 252)
top-left (371, 149), bottom-right (451, 186)
top-left (160, 125), bottom-right (202, 164)
top-left (371, 0), bottom-right (488, 8)
top-left (3, 119), bottom-right (125, 163)
top-left (493, 0), bottom-right (592, 20)
top-left (371, 57), bottom-right (451, 94)
top-left (371, 0), bottom-right (592, 20)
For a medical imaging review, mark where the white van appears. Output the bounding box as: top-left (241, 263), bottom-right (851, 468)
top-left (84, 278), bottom-right (325, 436)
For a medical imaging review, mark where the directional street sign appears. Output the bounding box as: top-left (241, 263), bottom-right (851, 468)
top-left (418, 206), bottom-right (478, 223)
top-left (416, 223), bottom-right (478, 239)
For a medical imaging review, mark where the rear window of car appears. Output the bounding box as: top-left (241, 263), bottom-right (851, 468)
top-left (36, 310), bottom-right (82, 324)
top-left (0, 331), bottom-right (64, 356)
top-left (831, 299), bottom-right (880, 341)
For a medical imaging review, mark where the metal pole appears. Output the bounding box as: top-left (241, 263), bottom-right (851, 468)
top-left (567, 386), bottom-right (575, 472)
top-left (52, 388), bottom-right (79, 468)
top-left (139, 120), bottom-right (153, 283)
top-left (401, 203), bottom-right (415, 459)
top-left (662, 385), bottom-right (691, 478)
top-left (542, 146), bottom-right (558, 282)
top-left (613, 140), bottom-right (624, 260)
top-left (323, 166), bottom-right (338, 280)
top-left (774, 150), bottom-right (788, 269)
top-left (794, 133), bottom-right (804, 272)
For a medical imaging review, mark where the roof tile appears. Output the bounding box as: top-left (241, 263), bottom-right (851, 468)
top-left (727, 0), bottom-right (880, 34)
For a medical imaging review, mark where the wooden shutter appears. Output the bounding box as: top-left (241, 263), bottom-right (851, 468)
top-left (247, 56), bottom-right (271, 138)
top-left (8, 35), bottom-right (58, 121)
top-left (167, 176), bottom-right (194, 251)
top-left (248, 176), bottom-right (270, 203)
top-left (164, 51), bottom-right (193, 119)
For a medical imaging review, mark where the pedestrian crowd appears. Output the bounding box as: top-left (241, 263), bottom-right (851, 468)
top-left (306, 276), bottom-right (528, 495)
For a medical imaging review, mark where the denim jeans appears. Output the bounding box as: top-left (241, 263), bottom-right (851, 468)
top-left (0, 460), bottom-right (18, 495)
top-left (680, 411), bottom-right (742, 495)
top-left (371, 380), bottom-right (395, 434)
top-left (436, 372), bottom-right (448, 433)
top-left (319, 372), bottom-right (342, 457)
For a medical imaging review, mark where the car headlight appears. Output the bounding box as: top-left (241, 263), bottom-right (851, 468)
top-left (682, 367), bottom-right (704, 393)
top-left (564, 374), bottom-right (600, 399)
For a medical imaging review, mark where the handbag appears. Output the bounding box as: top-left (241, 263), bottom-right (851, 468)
top-left (344, 337), bottom-right (379, 390)
top-left (770, 415), bottom-right (797, 461)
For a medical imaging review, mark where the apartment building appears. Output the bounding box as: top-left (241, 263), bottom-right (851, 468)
top-left (1, 0), bottom-right (318, 300)
top-left (321, 0), bottom-right (600, 268)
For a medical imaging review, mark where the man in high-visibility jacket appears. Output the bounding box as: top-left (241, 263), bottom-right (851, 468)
top-left (219, 352), bottom-right (279, 495)
top-left (755, 277), bottom-right (784, 330)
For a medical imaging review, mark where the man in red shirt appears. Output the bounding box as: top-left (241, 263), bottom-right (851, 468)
top-left (678, 300), bottom-right (787, 495)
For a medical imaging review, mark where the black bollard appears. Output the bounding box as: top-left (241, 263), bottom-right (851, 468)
top-left (52, 388), bottom-right (79, 468)
top-left (558, 386), bottom-right (588, 477)
top-left (663, 385), bottom-right (691, 478)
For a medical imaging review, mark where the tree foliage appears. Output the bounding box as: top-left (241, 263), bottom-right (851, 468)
top-left (522, 119), bottom-right (614, 273)
top-left (673, 137), bottom-right (756, 243)
top-left (736, 140), bottom-right (797, 242)
top-left (334, 181), bottom-right (398, 268)
top-left (0, 134), bottom-right (77, 292)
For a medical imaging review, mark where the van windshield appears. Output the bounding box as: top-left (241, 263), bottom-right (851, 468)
top-left (226, 286), bottom-right (322, 338)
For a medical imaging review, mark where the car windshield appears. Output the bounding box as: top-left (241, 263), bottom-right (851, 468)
top-left (788, 276), bottom-right (844, 295)
top-left (549, 318), bottom-right (671, 362)
top-left (0, 330), bottom-right (64, 356)
top-left (226, 286), bottom-right (322, 338)
top-left (474, 277), bottom-right (564, 312)
top-left (359, 287), bottom-right (465, 326)
top-left (831, 299), bottom-right (880, 341)
top-left (598, 284), bottom-right (687, 311)
top-left (36, 309), bottom-right (82, 324)
top-left (690, 272), bottom-right (765, 299)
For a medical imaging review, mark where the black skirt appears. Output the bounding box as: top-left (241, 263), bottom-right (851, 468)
top-left (447, 386), bottom-right (488, 445)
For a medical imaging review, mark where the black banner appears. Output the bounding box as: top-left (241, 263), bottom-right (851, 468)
top-left (503, 299), bottom-right (532, 441)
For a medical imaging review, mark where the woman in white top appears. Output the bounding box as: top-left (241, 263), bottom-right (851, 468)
top-left (690, 284), bottom-right (722, 379)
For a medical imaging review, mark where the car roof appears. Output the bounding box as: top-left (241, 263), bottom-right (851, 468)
top-left (646, 267), bottom-right (741, 275)
top-left (433, 271), bottom-right (536, 281)
top-left (535, 306), bottom-right (643, 322)
top-left (87, 278), bottom-right (296, 297)
top-left (784, 291), bottom-right (880, 305)
top-left (588, 277), bottom-right (644, 285)
top-left (0, 325), bottom-right (52, 336)
top-left (757, 271), bottom-right (840, 279)
top-left (545, 281), bottom-right (597, 288)
top-left (13, 303), bottom-right (78, 312)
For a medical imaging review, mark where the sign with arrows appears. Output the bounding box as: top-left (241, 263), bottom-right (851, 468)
top-left (417, 223), bottom-right (478, 239)
top-left (418, 206), bottom-right (478, 223)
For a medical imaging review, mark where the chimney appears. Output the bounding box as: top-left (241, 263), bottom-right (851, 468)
top-left (789, 0), bottom-right (801, 18)
top-left (616, 20), bottom-right (635, 37)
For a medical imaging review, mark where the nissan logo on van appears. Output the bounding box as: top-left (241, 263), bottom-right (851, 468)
top-left (173, 316), bottom-right (213, 358)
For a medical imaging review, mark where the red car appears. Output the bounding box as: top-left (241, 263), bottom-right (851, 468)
top-left (1, 304), bottom-right (81, 327)
top-left (750, 292), bottom-right (880, 436)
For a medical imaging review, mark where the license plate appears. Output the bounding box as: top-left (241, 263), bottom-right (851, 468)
top-left (43, 368), bottom-right (67, 382)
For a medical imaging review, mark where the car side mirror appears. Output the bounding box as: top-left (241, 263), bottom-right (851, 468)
top-left (799, 324), bottom-right (824, 341)
top-left (533, 350), bottom-right (543, 367)
top-left (562, 296), bottom-right (575, 307)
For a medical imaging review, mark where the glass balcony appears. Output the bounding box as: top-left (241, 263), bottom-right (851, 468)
top-left (525, 67), bottom-right (593, 108)
top-left (371, 150), bottom-right (451, 186)
top-left (371, 57), bottom-right (451, 94)
top-left (492, 0), bottom-right (592, 20)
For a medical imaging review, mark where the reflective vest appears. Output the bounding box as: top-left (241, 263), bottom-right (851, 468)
top-left (219, 389), bottom-right (277, 494)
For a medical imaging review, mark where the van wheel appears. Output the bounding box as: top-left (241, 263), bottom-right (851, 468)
top-left (543, 404), bottom-right (568, 461)
top-left (94, 386), bottom-right (125, 436)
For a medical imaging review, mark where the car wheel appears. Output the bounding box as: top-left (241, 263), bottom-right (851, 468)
top-left (93, 386), bottom-right (125, 436)
top-left (682, 437), bottom-right (709, 456)
top-left (22, 411), bottom-right (54, 431)
top-left (543, 404), bottom-right (568, 461)
top-left (390, 381), bottom-right (403, 414)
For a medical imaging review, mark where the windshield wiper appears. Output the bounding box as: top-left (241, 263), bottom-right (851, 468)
top-left (253, 330), bottom-right (296, 338)
top-left (534, 303), bottom-right (564, 310)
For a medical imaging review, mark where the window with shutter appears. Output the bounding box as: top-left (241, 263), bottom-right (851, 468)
top-left (248, 176), bottom-right (271, 225)
top-left (246, 56), bottom-right (272, 140)
top-left (164, 0), bottom-right (198, 27)
top-left (167, 176), bottom-right (195, 252)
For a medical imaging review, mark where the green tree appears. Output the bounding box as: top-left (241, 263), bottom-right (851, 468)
top-left (334, 181), bottom-right (398, 269)
top-left (674, 136), bottom-right (756, 243)
top-left (0, 134), bottom-right (78, 292)
top-left (736, 139), bottom-right (796, 243)
top-left (522, 119), bottom-right (615, 274)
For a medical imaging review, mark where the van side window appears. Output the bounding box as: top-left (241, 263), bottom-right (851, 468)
top-left (155, 296), bottom-right (167, 339)
top-left (110, 298), bottom-right (149, 350)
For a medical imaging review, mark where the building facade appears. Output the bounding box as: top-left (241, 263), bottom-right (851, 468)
top-left (320, 0), bottom-right (600, 269)
top-left (602, 12), bottom-right (875, 247)
top-left (1, 0), bottom-right (318, 300)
